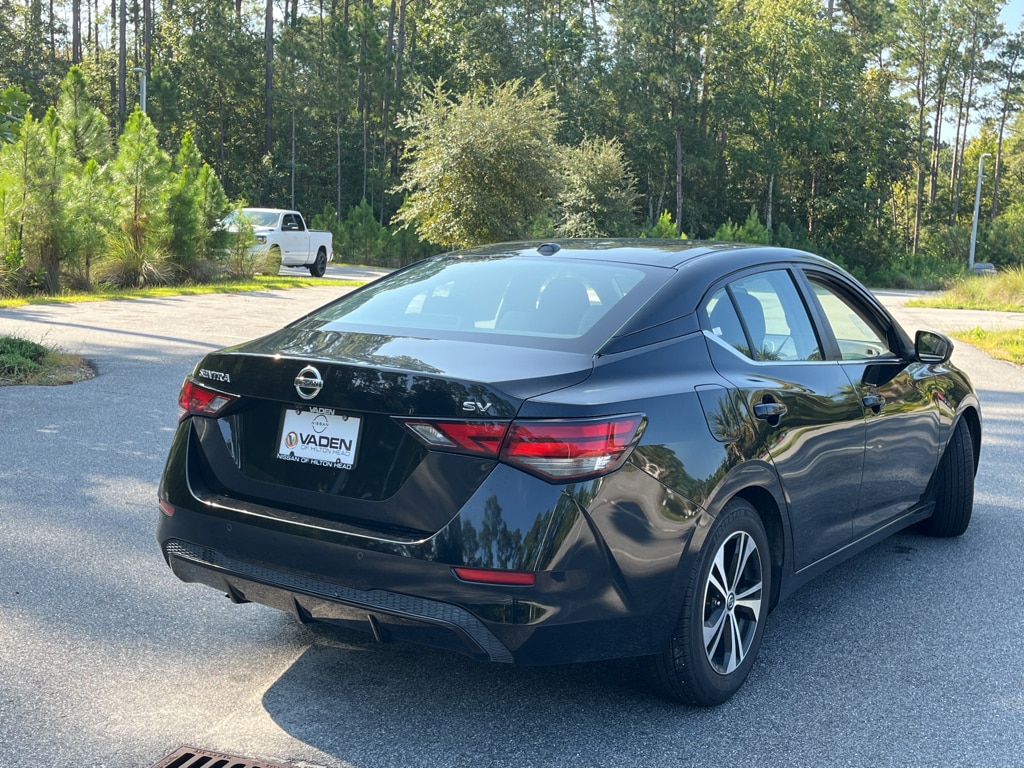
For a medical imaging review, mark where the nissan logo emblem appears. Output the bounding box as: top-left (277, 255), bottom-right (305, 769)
top-left (294, 365), bottom-right (324, 400)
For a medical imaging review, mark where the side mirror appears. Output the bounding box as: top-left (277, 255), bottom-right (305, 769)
top-left (916, 330), bottom-right (953, 364)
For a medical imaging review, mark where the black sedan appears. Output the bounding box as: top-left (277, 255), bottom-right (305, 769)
top-left (157, 240), bottom-right (980, 705)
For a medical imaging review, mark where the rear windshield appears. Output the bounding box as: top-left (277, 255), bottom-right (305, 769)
top-left (301, 255), bottom-right (660, 349)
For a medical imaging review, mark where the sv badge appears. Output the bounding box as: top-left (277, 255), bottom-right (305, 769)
top-left (462, 400), bottom-right (493, 414)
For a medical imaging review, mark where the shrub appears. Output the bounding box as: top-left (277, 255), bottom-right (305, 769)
top-left (0, 335), bottom-right (47, 380)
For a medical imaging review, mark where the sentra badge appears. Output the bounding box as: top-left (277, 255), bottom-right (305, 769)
top-left (294, 365), bottom-right (324, 400)
top-left (198, 368), bottom-right (231, 383)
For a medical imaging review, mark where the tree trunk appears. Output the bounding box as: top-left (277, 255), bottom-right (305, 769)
top-left (265, 0), bottom-right (274, 155)
top-left (72, 0), bottom-right (81, 63)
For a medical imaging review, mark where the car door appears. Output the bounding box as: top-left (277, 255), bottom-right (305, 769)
top-left (280, 213), bottom-right (304, 262)
top-left (800, 271), bottom-right (944, 537)
top-left (702, 268), bottom-right (867, 570)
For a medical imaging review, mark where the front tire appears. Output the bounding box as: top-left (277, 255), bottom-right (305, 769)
top-left (309, 249), bottom-right (328, 277)
top-left (644, 498), bottom-right (770, 706)
top-left (920, 418), bottom-right (975, 537)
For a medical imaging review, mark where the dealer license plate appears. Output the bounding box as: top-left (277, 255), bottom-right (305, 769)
top-left (276, 407), bottom-right (361, 469)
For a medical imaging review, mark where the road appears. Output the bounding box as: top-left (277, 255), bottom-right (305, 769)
top-left (1, 284), bottom-right (1022, 767)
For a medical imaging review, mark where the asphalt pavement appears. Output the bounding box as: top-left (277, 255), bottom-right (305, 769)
top-left (1, 283), bottom-right (1023, 767)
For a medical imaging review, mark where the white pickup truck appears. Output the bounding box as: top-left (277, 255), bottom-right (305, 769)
top-left (235, 208), bottom-right (334, 277)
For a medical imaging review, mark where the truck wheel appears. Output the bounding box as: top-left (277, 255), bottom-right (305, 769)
top-left (309, 249), bottom-right (327, 277)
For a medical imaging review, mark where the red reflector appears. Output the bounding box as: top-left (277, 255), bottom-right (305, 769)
top-left (452, 567), bottom-right (536, 586)
top-left (158, 499), bottom-right (175, 516)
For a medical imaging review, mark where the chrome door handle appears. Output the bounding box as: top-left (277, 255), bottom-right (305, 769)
top-left (754, 402), bottom-right (788, 420)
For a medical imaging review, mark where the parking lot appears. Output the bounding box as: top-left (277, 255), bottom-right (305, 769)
top-left (1, 284), bottom-right (1023, 767)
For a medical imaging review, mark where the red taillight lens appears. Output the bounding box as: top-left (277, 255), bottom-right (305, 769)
top-left (452, 567), bottom-right (536, 586)
top-left (178, 378), bottom-right (235, 420)
top-left (501, 415), bottom-right (646, 480)
top-left (398, 413), bottom-right (645, 482)
top-left (399, 420), bottom-right (509, 457)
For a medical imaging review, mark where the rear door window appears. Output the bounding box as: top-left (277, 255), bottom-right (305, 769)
top-left (704, 270), bottom-right (822, 362)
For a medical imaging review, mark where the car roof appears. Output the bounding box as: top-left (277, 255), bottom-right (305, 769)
top-left (443, 238), bottom-right (833, 272)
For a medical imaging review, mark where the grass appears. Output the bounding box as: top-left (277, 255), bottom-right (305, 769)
top-left (951, 327), bottom-right (1024, 367)
top-left (906, 266), bottom-right (1024, 366)
top-left (907, 266), bottom-right (1024, 312)
top-left (0, 274), bottom-right (359, 308)
top-left (0, 335), bottom-right (95, 386)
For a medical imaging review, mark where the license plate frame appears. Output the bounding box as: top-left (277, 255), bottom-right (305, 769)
top-left (276, 406), bottom-right (361, 469)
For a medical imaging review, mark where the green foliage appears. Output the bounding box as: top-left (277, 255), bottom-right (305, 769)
top-left (0, 334), bottom-right (46, 379)
top-left (322, 199), bottom-right (436, 267)
top-left (398, 80), bottom-right (560, 247)
top-left (646, 211), bottom-right (686, 239)
top-left (0, 85), bottom-right (28, 144)
top-left (556, 138), bottom-right (638, 237)
top-left (102, 111), bottom-right (172, 286)
top-left (0, 0), bottom-right (1020, 294)
top-left (55, 66), bottom-right (111, 164)
top-left (167, 132), bottom-right (231, 281)
top-left (9, 109), bottom-right (72, 294)
top-left (714, 207), bottom-right (772, 245)
top-left (222, 204), bottom-right (264, 279)
top-left (342, 198), bottom-right (386, 262)
top-left (62, 158), bottom-right (113, 290)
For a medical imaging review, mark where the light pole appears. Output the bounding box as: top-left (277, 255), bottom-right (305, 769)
top-left (132, 67), bottom-right (147, 114)
top-left (969, 152), bottom-right (991, 272)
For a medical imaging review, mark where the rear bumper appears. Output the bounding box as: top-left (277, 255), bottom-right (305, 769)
top-left (156, 490), bottom-right (696, 666)
top-left (165, 539), bottom-right (514, 662)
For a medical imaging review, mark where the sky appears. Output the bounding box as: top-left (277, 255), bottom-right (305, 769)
top-left (1003, 0), bottom-right (1024, 32)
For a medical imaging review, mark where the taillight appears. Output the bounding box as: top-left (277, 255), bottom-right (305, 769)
top-left (501, 415), bottom-right (646, 480)
top-left (178, 378), bottom-right (235, 421)
top-left (400, 420), bottom-right (508, 456)
top-left (397, 414), bottom-right (645, 482)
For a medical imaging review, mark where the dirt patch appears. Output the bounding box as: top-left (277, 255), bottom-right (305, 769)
top-left (0, 356), bottom-right (96, 386)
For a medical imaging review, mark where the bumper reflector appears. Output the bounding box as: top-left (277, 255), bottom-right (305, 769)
top-left (452, 567), bottom-right (536, 586)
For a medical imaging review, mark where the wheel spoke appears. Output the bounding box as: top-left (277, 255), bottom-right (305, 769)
top-left (707, 550), bottom-right (729, 601)
top-left (703, 606), bottom-right (727, 658)
top-left (729, 532), bottom-right (751, 591)
top-left (726, 613), bottom-right (745, 672)
top-left (734, 595), bottom-right (762, 622)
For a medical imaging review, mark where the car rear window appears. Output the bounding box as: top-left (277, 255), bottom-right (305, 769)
top-left (304, 255), bottom-right (658, 348)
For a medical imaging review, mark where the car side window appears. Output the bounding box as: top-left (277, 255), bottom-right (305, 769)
top-left (704, 270), bottom-right (822, 362)
top-left (809, 280), bottom-right (891, 360)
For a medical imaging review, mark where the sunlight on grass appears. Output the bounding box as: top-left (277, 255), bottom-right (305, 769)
top-left (908, 267), bottom-right (1024, 312)
top-left (0, 275), bottom-right (359, 308)
top-left (952, 327), bottom-right (1024, 367)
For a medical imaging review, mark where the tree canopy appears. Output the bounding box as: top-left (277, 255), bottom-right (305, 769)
top-left (0, 0), bottom-right (1022, 293)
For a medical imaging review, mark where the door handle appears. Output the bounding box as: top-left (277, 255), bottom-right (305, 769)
top-left (754, 401), bottom-right (788, 420)
top-left (862, 394), bottom-right (886, 412)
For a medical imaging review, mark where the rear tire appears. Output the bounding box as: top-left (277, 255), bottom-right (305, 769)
top-left (920, 418), bottom-right (975, 537)
top-left (309, 249), bottom-right (328, 277)
top-left (643, 498), bottom-right (770, 706)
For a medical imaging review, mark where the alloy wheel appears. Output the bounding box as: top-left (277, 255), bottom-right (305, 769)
top-left (702, 530), bottom-right (763, 675)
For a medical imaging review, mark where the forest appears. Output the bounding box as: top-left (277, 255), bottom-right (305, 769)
top-left (0, 0), bottom-right (1022, 295)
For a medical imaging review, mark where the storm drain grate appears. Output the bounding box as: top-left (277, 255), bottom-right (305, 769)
top-left (154, 745), bottom-right (286, 768)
